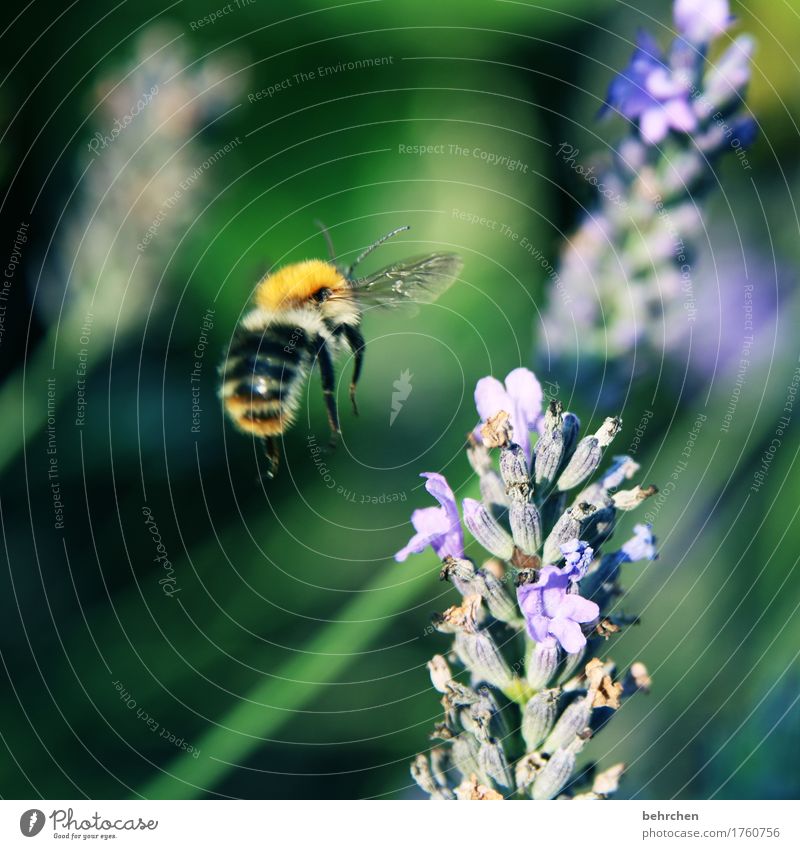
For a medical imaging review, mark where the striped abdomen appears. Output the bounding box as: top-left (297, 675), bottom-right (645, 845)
top-left (220, 322), bottom-right (313, 438)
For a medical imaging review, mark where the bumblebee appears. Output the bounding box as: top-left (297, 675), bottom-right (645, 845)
top-left (219, 225), bottom-right (463, 477)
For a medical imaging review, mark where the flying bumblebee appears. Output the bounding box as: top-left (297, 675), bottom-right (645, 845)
top-left (219, 225), bottom-right (463, 477)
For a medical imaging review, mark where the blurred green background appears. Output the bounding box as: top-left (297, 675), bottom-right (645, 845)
top-left (0, 0), bottom-right (798, 800)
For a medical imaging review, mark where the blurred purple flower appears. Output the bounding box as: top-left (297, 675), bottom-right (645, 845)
top-left (517, 566), bottom-right (600, 653)
top-left (603, 30), bottom-right (696, 144)
top-left (674, 0), bottom-right (732, 44)
top-left (395, 472), bottom-right (464, 562)
top-left (621, 523), bottom-right (658, 562)
top-left (474, 367), bottom-right (544, 463)
top-left (560, 539), bottom-right (594, 581)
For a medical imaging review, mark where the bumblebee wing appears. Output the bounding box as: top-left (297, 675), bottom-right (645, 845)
top-left (342, 252), bottom-right (463, 310)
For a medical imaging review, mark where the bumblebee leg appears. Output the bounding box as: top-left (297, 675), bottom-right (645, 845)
top-left (315, 338), bottom-right (340, 445)
top-left (262, 437), bottom-right (281, 479)
top-left (343, 325), bottom-right (365, 417)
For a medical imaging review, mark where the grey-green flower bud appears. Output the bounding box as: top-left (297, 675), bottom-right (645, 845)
top-left (544, 501), bottom-right (614, 562)
top-left (473, 568), bottom-right (518, 624)
top-left (542, 507), bottom-right (581, 563)
top-left (534, 401), bottom-right (565, 486)
top-left (561, 412), bottom-right (581, 461)
top-left (451, 733), bottom-right (484, 783)
top-left (455, 631), bottom-right (514, 690)
top-left (542, 693), bottom-right (592, 754)
top-left (522, 688), bottom-right (560, 750)
top-left (439, 556), bottom-right (477, 596)
top-left (411, 753), bottom-right (453, 799)
top-left (463, 499), bottom-right (514, 560)
top-left (557, 437), bottom-right (601, 491)
top-left (558, 646), bottom-right (587, 685)
top-left (478, 739), bottom-right (513, 789)
top-left (531, 739), bottom-right (583, 800)
top-left (557, 417), bottom-right (621, 491)
top-left (427, 655), bottom-right (452, 694)
top-left (527, 641), bottom-right (560, 689)
top-left (509, 501), bottom-right (542, 556)
top-left (479, 471), bottom-right (509, 508)
top-left (612, 484), bottom-right (657, 510)
top-left (500, 443), bottom-right (530, 501)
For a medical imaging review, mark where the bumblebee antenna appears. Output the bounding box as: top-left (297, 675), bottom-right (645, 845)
top-left (346, 225), bottom-right (410, 278)
top-left (314, 219), bottom-right (336, 261)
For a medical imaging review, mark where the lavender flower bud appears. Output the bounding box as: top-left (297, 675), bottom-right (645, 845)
top-left (557, 438), bottom-right (601, 491)
top-left (500, 443), bottom-right (530, 501)
top-left (461, 703), bottom-right (492, 741)
top-left (455, 631), bottom-right (514, 690)
top-left (521, 688), bottom-right (560, 750)
top-left (427, 655), bottom-right (453, 693)
top-left (531, 749), bottom-right (575, 800)
top-left (534, 401), bottom-right (565, 486)
top-left (542, 507), bottom-right (581, 563)
top-left (509, 501), bottom-right (542, 555)
top-left (531, 738), bottom-right (585, 800)
top-left (451, 733), bottom-right (483, 783)
top-left (429, 747), bottom-right (454, 795)
top-left (527, 641), bottom-right (560, 689)
top-left (411, 753), bottom-right (453, 799)
top-left (516, 752), bottom-right (546, 790)
top-left (468, 442), bottom-right (509, 507)
top-left (478, 739), bottom-right (513, 789)
top-left (562, 412), bottom-right (581, 461)
top-left (475, 686), bottom-right (511, 740)
top-left (480, 471), bottom-right (509, 508)
top-left (472, 568), bottom-right (519, 624)
top-left (444, 681), bottom-right (481, 707)
top-left (463, 498), bottom-right (514, 560)
top-left (558, 646), bottom-right (587, 685)
top-left (439, 556), bottom-right (477, 596)
top-left (612, 484), bottom-right (657, 510)
top-left (557, 417), bottom-right (622, 491)
top-left (542, 694), bottom-right (592, 754)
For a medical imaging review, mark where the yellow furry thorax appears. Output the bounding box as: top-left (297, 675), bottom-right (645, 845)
top-left (254, 259), bottom-right (346, 310)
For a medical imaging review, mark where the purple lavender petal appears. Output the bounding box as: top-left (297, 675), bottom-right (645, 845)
top-left (395, 527), bottom-right (435, 563)
top-left (548, 617), bottom-right (587, 654)
top-left (663, 97), bottom-right (697, 133)
top-left (640, 107), bottom-right (670, 144)
top-left (527, 614), bottom-right (551, 644)
top-left (474, 376), bottom-right (510, 423)
top-left (558, 593), bottom-right (600, 624)
top-left (621, 523), bottom-right (658, 562)
top-left (505, 367), bottom-right (544, 432)
top-left (674, 0), bottom-right (731, 44)
top-left (395, 473), bottom-right (464, 562)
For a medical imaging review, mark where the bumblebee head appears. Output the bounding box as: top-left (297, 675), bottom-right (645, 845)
top-left (254, 259), bottom-right (347, 311)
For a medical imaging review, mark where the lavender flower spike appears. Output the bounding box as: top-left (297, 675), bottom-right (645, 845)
top-left (407, 370), bottom-right (659, 799)
top-left (539, 0), bottom-right (757, 366)
top-left (517, 566), bottom-right (600, 654)
top-left (395, 473), bottom-right (464, 562)
top-left (474, 367), bottom-right (543, 463)
top-left (603, 30), bottom-right (695, 145)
